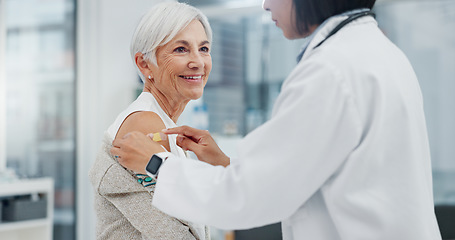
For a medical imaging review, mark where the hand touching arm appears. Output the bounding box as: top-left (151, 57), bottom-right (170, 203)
top-left (163, 126), bottom-right (230, 167)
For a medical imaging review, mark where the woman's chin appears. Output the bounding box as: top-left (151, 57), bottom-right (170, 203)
top-left (190, 93), bottom-right (203, 100)
top-left (189, 90), bottom-right (204, 100)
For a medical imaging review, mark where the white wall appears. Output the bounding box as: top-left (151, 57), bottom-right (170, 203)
top-left (77, 0), bottom-right (167, 239)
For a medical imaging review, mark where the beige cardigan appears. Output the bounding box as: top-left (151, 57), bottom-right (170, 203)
top-left (89, 133), bottom-right (209, 240)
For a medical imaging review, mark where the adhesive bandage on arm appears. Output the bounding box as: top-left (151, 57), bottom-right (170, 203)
top-left (147, 132), bottom-right (168, 142)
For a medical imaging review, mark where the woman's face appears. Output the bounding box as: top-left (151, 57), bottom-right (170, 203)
top-left (150, 20), bottom-right (212, 102)
top-left (263, 0), bottom-right (302, 39)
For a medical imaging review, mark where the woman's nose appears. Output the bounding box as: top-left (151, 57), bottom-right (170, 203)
top-left (188, 53), bottom-right (204, 69)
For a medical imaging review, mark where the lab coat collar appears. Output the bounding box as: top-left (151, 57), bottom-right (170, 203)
top-left (296, 8), bottom-right (372, 62)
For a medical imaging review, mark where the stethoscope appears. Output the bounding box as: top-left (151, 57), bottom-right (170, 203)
top-left (313, 10), bottom-right (376, 49)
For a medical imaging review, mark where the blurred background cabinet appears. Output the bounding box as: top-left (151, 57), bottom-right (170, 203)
top-left (0, 178), bottom-right (54, 240)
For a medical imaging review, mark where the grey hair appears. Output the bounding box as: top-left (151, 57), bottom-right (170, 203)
top-left (130, 2), bottom-right (213, 83)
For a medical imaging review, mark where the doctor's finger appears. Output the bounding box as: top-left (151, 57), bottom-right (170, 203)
top-left (176, 135), bottom-right (202, 152)
top-left (164, 125), bottom-right (209, 140)
top-left (111, 132), bottom-right (134, 148)
top-left (110, 136), bottom-right (127, 150)
top-left (110, 146), bottom-right (121, 157)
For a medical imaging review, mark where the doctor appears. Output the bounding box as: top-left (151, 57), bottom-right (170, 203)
top-left (111, 0), bottom-right (442, 239)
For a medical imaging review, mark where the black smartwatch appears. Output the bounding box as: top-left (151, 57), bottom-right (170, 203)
top-left (145, 152), bottom-right (172, 179)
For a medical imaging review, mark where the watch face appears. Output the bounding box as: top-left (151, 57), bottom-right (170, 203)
top-left (146, 155), bottom-right (163, 175)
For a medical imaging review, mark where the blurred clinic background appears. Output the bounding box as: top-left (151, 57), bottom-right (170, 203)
top-left (0, 0), bottom-right (454, 239)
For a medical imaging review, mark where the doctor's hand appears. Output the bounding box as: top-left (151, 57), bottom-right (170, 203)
top-left (163, 126), bottom-right (230, 167)
top-left (110, 131), bottom-right (164, 174)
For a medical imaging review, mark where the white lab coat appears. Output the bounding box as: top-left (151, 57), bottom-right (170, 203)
top-left (152, 15), bottom-right (442, 240)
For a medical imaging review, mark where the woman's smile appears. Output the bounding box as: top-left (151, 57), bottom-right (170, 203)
top-left (179, 74), bottom-right (204, 83)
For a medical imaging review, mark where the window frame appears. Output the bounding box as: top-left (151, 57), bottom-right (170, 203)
top-left (0, 0), bottom-right (6, 172)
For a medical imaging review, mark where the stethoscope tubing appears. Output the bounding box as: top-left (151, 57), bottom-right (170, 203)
top-left (313, 10), bottom-right (376, 49)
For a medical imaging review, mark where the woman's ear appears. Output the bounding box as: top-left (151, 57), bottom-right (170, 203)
top-left (135, 52), bottom-right (152, 79)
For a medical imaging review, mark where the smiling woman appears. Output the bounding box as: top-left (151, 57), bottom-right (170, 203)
top-left (88, 2), bottom-right (212, 240)
top-left (140, 20), bottom-right (212, 114)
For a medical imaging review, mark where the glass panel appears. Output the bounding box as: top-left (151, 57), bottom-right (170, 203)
top-left (202, 13), bottom-right (305, 137)
top-left (375, 0), bottom-right (455, 205)
top-left (3, 0), bottom-right (76, 239)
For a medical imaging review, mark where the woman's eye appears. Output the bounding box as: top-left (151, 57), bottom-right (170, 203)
top-left (174, 47), bottom-right (187, 53)
top-left (200, 46), bottom-right (209, 52)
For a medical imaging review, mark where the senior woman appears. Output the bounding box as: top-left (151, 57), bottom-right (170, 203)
top-left (89, 2), bottom-right (212, 240)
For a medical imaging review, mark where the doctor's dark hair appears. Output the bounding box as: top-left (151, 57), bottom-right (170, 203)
top-left (293, 0), bottom-right (376, 34)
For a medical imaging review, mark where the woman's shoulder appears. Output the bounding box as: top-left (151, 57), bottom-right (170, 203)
top-left (117, 111), bottom-right (165, 137)
top-left (116, 110), bottom-right (171, 151)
